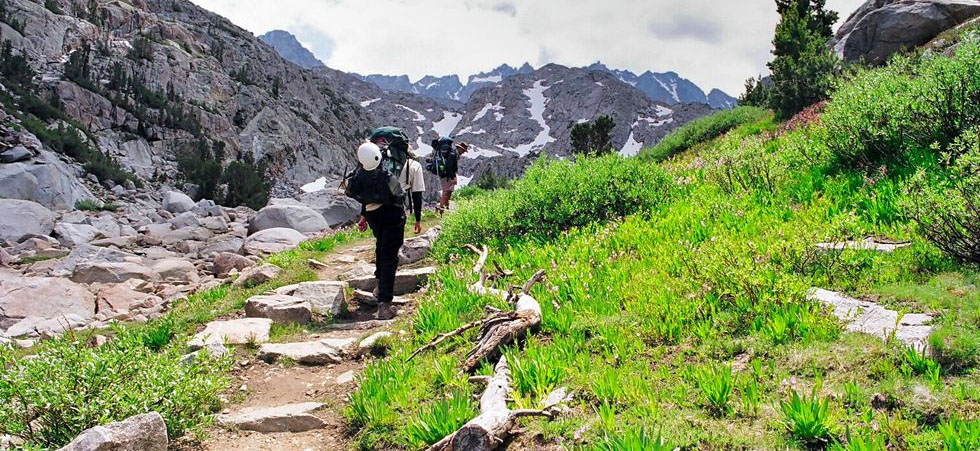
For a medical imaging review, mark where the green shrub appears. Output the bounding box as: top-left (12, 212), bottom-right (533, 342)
top-left (640, 106), bottom-right (770, 162)
top-left (822, 39), bottom-right (980, 169)
top-left (435, 154), bottom-right (672, 256)
top-left (474, 170), bottom-right (511, 191)
top-left (74, 199), bottom-right (120, 212)
top-left (904, 128), bottom-right (980, 264)
top-left (928, 324), bottom-right (980, 373)
top-left (780, 388), bottom-right (833, 446)
top-left (0, 329), bottom-right (229, 448)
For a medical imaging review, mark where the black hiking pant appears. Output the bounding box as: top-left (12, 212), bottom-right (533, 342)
top-left (364, 204), bottom-right (406, 304)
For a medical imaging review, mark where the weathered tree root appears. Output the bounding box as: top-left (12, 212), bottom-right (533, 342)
top-left (426, 358), bottom-right (568, 451)
top-left (409, 245), bottom-right (545, 372)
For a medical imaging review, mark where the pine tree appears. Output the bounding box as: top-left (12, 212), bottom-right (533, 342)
top-left (767, 0), bottom-right (838, 119)
top-left (571, 115), bottom-right (616, 156)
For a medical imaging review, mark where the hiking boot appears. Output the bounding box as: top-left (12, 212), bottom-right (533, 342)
top-left (376, 302), bottom-right (396, 320)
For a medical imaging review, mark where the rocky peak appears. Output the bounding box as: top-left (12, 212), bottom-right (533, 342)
top-left (707, 89), bottom-right (737, 109)
top-left (258, 30), bottom-right (325, 70)
top-left (451, 63), bottom-right (714, 181)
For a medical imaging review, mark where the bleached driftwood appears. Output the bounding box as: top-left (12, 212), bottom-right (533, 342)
top-left (427, 359), bottom-right (567, 451)
top-left (409, 245), bottom-right (545, 372)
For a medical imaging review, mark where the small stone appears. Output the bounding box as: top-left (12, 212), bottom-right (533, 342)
top-left (335, 370), bottom-right (356, 385)
top-left (233, 264), bottom-right (281, 288)
top-left (358, 331), bottom-right (393, 355)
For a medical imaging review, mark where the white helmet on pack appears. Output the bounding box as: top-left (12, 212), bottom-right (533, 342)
top-left (357, 141), bottom-right (382, 171)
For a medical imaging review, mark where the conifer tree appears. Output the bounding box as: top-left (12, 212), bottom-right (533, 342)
top-left (767, 0), bottom-right (839, 118)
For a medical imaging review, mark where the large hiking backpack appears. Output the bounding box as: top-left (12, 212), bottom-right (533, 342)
top-left (425, 137), bottom-right (457, 177)
top-left (344, 127), bottom-right (412, 207)
top-left (370, 127), bottom-right (411, 176)
top-left (343, 155), bottom-right (406, 207)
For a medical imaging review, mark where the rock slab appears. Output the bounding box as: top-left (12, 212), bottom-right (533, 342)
top-left (348, 266), bottom-right (436, 295)
top-left (216, 402), bottom-right (326, 433)
top-left (0, 199), bottom-right (55, 242)
top-left (243, 227), bottom-right (306, 255)
top-left (274, 281), bottom-right (347, 317)
top-left (56, 412), bottom-right (167, 451)
top-left (244, 294), bottom-right (312, 324)
top-left (808, 288), bottom-right (934, 351)
top-left (832, 0), bottom-right (980, 65)
top-left (249, 203), bottom-right (329, 235)
top-left (188, 318), bottom-right (273, 350)
top-left (256, 340), bottom-right (343, 365)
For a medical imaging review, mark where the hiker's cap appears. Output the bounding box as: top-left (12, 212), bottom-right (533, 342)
top-left (455, 142), bottom-right (469, 153)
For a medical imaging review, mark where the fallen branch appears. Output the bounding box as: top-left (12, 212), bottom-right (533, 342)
top-left (427, 359), bottom-right (568, 451)
top-left (410, 245), bottom-right (544, 372)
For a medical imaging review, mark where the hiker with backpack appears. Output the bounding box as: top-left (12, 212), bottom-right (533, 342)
top-left (424, 137), bottom-right (468, 212)
top-left (344, 127), bottom-right (425, 319)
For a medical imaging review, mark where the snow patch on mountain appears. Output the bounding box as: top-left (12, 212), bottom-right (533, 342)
top-left (433, 112), bottom-right (463, 138)
top-left (500, 80), bottom-right (555, 157)
top-left (301, 177), bottom-right (328, 193)
top-left (620, 131), bottom-right (644, 157)
top-left (360, 98), bottom-right (381, 108)
top-left (470, 74), bottom-right (503, 84)
top-left (396, 104), bottom-right (426, 122)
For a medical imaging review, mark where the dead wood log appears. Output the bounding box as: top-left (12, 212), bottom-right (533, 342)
top-left (410, 244), bottom-right (544, 372)
top-left (427, 359), bottom-right (567, 451)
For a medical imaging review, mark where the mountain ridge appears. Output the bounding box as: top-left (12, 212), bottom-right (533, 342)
top-left (259, 29), bottom-right (735, 109)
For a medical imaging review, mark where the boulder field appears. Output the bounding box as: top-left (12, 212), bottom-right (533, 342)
top-left (0, 188), bottom-right (354, 343)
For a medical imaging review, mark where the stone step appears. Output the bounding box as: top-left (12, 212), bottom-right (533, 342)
top-left (816, 238), bottom-right (911, 253)
top-left (351, 289), bottom-right (411, 306)
top-left (347, 266), bottom-right (435, 295)
top-left (808, 288), bottom-right (933, 351)
top-left (188, 318), bottom-right (273, 350)
top-left (273, 281), bottom-right (347, 317)
top-left (244, 294), bottom-right (312, 324)
top-left (216, 402), bottom-right (326, 433)
top-left (256, 340), bottom-right (343, 365)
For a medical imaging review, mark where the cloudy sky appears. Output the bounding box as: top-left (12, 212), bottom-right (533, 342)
top-left (189, 0), bottom-right (865, 96)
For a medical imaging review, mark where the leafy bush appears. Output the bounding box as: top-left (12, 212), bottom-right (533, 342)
top-left (780, 388), bottom-right (833, 446)
top-left (0, 328), bottom-right (229, 448)
top-left (474, 170), bottom-right (511, 191)
top-left (822, 39), bottom-right (980, 168)
top-left (904, 128), bottom-right (980, 264)
top-left (435, 154), bottom-right (672, 256)
top-left (74, 199), bottom-right (120, 212)
top-left (640, 106), bottom-right (770, 162)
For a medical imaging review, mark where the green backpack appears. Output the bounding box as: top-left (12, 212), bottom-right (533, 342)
top-left (369, 127), bottom-right (411, 175)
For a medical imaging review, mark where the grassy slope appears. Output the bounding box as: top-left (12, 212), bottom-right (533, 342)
top-left (347, 50), bottom-right (980, 450)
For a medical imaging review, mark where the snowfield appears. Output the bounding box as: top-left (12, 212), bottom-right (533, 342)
top-left (499, 80), bottom-right (555, 157)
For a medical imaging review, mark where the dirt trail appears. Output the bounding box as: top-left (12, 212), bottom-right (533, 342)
top-left (183, 236), bottom-right (432, 451)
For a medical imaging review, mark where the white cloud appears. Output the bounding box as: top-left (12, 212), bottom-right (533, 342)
top-left (189, 0), bottom-right (866, 96)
